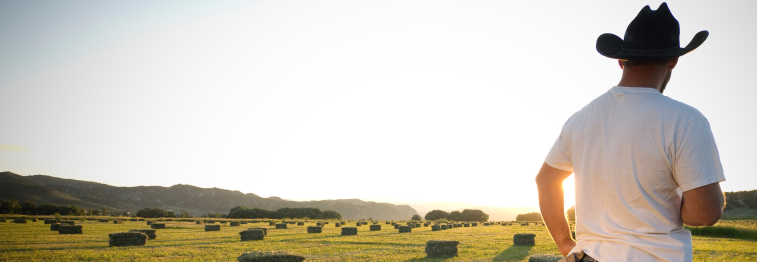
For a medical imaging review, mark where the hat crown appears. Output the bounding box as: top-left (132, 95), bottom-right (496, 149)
top-left (623, 3), bottom-right (680, 50)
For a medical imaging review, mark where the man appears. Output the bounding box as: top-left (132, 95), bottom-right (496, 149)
top-left (535, 3), bottom-right (726, 262)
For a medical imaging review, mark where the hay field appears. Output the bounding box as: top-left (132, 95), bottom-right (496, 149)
top-left (0, 219), bottom-right (755, 261)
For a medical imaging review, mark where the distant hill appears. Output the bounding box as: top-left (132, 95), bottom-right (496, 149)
top-left (0, 171), bottom-right (418, 220)
top-left (410, 201), bottom-right (539, 221)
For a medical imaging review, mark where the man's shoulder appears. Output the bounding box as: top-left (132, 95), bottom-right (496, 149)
top-left (653, 94), bottom-right (708, 121)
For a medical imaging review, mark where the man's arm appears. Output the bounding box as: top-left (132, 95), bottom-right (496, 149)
top-left (535, 162), bottom-right (575, 257)
top-left (681, 183), bottom-right (725, 226)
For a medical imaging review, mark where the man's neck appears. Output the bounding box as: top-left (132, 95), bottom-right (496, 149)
top-left (617, 65), bottom-right (670, 91)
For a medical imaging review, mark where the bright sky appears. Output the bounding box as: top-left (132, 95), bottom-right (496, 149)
top-left (1, 0), bottom-right (755, 210)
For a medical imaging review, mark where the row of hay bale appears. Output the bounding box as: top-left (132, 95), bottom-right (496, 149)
top-left (234, 240), bottom-right (460, 261)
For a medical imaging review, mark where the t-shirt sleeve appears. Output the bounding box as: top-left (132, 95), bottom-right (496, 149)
top-left (545, 128), bottom-right (573, 172)
top-left (673, 117), bottom-right (726, 192)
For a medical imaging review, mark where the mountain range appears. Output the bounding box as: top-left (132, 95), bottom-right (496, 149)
top-left (0, 171), bottom-right (418, 220)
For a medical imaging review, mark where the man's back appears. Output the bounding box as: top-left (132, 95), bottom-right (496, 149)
top-left (546, 86), bottom-right (725, 261)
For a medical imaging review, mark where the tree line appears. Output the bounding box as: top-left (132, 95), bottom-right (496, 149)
top-left (424, 209), bottom-right (489, 222)
top-left (227, 206), bottom-right (342, 220)
top-left (0, 198), bottom-right (90, 216)
top-left (724, 190), bottom-right (757, 210)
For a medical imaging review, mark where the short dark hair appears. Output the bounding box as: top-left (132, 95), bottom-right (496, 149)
top-left (621, 58), bottom-right (674, 67)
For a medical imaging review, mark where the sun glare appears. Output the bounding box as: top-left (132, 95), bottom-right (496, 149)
top-left (563, 174), bottom-right (576, 211)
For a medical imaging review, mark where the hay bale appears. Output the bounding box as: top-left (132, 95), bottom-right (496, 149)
top-left (335, 223), bottom-right (341, 227)
top-left (60, 220), bottom-right (75, 225)
top-left (109, 232), bottom-right (147, 246)
top-left (425, 240), bottom-right (459, 258)
top-left (0, 217), bottom-right (5, 222)
top-left (424, 223), bottom-right (429, 227)
top-left (521, 223), bottom-right (529, 226)
top-left (360, 221), bottom-right (368, 225)
top-left (369, 224), bottom-right (381, 231)
top-left (99, 219), bottom-right (110, 223)
top-left (472, 222), bottom-right (478, 227)
top-left (399, 225), bottom-right (411, 233)
top-left (440, 225), bottom-right (448, 230)
top-left (13, 219), bottom-right (27, 224)
top-left (307, 226), bottom-right (322, 233)
top-left (248, 227), bottom-right (268, 236)
top-left (528, 254), bottom-right (564, 262)
top-left (205, 225), bottom-right (221, 231)
top-left (207, 220), bottom-right (216, 224)
top-left (431, 225), bottom-right (441, 231)
top-left (43, 219), bottom-right (56, 224)
top-left (128, 229), bottom-right (157, 240)
top-left (297, 222), bottom-right (305, 226)
top-left (113, 220), bottom-right (123, 224)
top-left (150, 223), bottom-right (166, 229)
top-left (146, 221), bottom-right (153, 225)
top-left (394, 224), bottom-right (400, 229)
top-left (240, 229), bottom-right (265, 241)
top-left (464, 223), bottom-right (470, 227)
top-left (32, 218), bottom-right (38, 222)
top-left (196, 221), bottom-right (202, 224)
top-left (341, 227), bottom-right (358, 236)
top-left (484, 223), bottom-right (490, 226)
top-left (130, 218), bottom-right (138, 221)
top-left (514, 233), bottom-right (536, 245)
top-left (355, 222), bottom-right (361, 227)
top-left (275, 223), bottom-right (287, 229)
top-left (385, 221), bottom-right (391, 225)
top-left (241, 221), bottom-right (248, 224)
top-left (269, 221), bottom-right (276, 226)
top-left (237, 251), bottom-right (305, 262)
top-left (58, 225), bottom-right (83, 234)
top-left (50, 223), bottom-right (60, 231)
top-left (230, 221), bottom-right (241, 227)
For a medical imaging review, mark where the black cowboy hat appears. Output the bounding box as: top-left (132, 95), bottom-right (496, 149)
top-left (596, 2), bottom-right (708, 60)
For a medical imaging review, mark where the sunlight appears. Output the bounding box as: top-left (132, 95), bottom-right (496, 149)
top-left (563, 174), bottom-right (576, 211)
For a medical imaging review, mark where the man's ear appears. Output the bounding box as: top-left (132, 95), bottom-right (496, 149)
top-left (618, 60), bottom-right (625, 69)
top-left (668, 57), bottom-right (679, 69)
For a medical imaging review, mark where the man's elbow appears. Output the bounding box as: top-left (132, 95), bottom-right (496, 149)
top-left (683, 210), bottom-right (722, 226)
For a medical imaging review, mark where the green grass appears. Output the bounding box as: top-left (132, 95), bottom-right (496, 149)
top-left (686, 220), bottom-right (757, 240)
top-left (0, 219), bottom-right (755, 261)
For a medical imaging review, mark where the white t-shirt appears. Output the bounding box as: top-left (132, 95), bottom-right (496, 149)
top-left (546, 86), bottom-right (725, 262)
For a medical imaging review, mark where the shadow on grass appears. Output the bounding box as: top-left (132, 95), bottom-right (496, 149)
top-left (493, 244), bottom-right (533, 261)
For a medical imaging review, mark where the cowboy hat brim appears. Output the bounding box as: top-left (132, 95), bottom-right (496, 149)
top-left (596, 30), bottom-right (708, 60)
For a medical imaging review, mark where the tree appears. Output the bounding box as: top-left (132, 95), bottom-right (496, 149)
top-left (566, 206), bottom-right (576, 222)
top-left (0, 198), bottom-right (22, 214)
top-left (424, 210), bottom-right (449, 221)
top-left (136, 207), bottom-right (170, 218)
top-left (20, 200), bottom-right (36, 215)
top-left (411, 215), bottom-right (422, 221)
top-left (515, 212), bottom-right (543, 222)
top-left (448, 211), bottom-right (463, 221)
top-left (460, 209), bottom-right (489, 222)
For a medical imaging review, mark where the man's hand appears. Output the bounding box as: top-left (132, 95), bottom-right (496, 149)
top-left (558, 238), bottom-right (577, 257)
top-left (535, 162), bottom-right (575, 256)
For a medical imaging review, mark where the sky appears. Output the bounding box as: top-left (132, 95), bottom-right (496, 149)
top-left (1, 0), bottom-right (755, 210)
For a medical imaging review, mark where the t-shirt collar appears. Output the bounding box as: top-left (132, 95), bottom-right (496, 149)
top-left (611, 86), bottom-right (662, 95)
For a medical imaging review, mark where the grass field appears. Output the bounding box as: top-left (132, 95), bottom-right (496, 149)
top-left (0, 218), bottom-right (755, 261)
